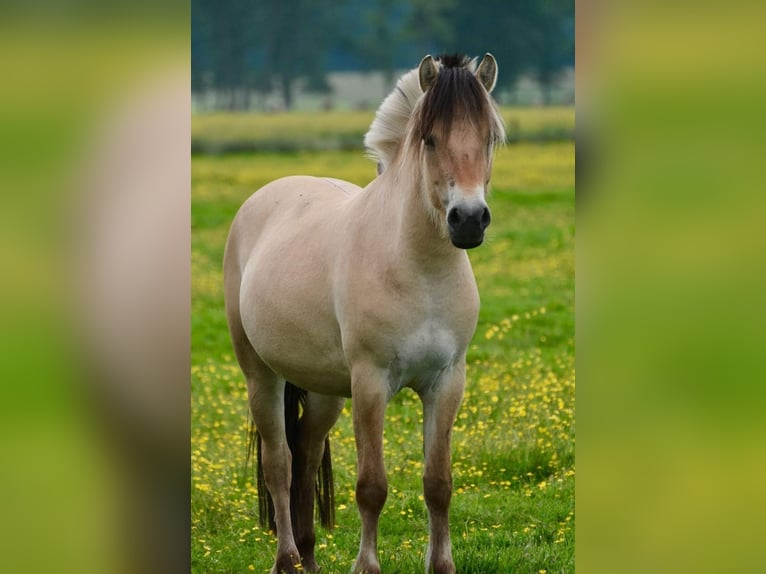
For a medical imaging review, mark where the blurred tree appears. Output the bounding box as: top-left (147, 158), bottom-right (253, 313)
top-left (444, 0), bottom-right (573, 98)
top-left (191, 1), bottom-right (210, 93)
top-left (357, 0), bottom-right (404, 91)
top-left (191, 0), bottom-right (574, 110)
top-left (403, 0), bottom-right (456, 58)
top-left (253, 0), bottom-right (346, 109)
top-left (445, 0), bottom-right (536, 92)
top-left (192, 0), bottom-right (255, 110)
top-left (193, 0), bottom-right (344, 109)
top-left (528, 0), bottom-right (575, 104)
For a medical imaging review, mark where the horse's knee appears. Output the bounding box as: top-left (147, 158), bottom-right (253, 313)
top-left (423, 474), bottom-right (452, 513)
top-left (356, 475), bottom-right (387, 515)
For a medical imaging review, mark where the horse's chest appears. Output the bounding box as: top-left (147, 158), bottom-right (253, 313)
top-left (389, 320), bottom-right (459, 393)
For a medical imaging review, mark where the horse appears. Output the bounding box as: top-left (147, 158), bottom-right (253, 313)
top-left (223, 53), bottom-right (505, 574)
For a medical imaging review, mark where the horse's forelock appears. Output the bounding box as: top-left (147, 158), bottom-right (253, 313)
top-left (365, 54), bottom-right (504, 173)
top-left (414, 56), bottom-right (503, 145)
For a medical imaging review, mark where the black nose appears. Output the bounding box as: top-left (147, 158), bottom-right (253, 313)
top-left (447, 204), bottom-right (491, 249)
top-left (447, 204), bottom-right (491, 231)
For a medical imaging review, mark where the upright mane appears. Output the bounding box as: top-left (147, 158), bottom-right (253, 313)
top-left (363, 66), bottom-right (423, 172)
top-left (364, 54), bottom-right (505, 173)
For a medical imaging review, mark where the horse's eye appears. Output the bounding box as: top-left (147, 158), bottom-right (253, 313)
top-left (424, 135), bottom-right (435, 149)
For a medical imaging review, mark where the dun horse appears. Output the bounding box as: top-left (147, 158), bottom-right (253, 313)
top-left (224, 53), bottom-right (505, 574)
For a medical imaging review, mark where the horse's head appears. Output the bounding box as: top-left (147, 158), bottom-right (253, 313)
top-left (412, 54), bottom-right (505, 249)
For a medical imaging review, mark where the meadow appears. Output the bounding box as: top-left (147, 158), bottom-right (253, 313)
top-left (192, 107), bottom-right (575, 153)
top-left (192, 109), bottom-right (575, 573)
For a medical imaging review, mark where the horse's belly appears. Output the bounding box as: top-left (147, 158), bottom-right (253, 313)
top-left (240, 265), bottom-right (351, 396)
top-left (263, 352), bottom-right (352, 397)
top-left (247, 322), bottom-right (352, 397)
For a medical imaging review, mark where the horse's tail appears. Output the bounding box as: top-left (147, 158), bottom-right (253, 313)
top-left (250, 422), bottom-right (274, 531)
top-left (249, 382), bottom-right (335, 532)
top-left (314, 428), bottom-right (335, 530)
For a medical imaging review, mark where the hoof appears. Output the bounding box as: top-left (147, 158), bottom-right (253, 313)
top-left (428, 561), bottom-right (456, 574)
top-left (351, 560), bottom-right (381, 574)
top-left (271, 549), bottom-right (303, 574)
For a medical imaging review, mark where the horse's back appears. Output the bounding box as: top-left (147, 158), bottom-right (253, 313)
top-left (226, 176), bottom-right (362, 269)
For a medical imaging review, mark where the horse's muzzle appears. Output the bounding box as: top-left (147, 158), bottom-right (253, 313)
top-left (447, 203), bottom-right (491, 249)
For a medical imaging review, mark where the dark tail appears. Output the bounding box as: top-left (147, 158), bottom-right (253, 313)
top-left (248, 382), bottom-right (335, 533)
top-left (315, 436), bottom-right (335, 529)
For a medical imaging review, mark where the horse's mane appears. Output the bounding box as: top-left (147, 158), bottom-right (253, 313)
top-left (364, 54), bottom-right (505, 172)
top-left (363, 66), bottom-right (424, 172)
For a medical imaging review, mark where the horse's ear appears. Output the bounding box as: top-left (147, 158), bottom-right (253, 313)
top-left (418, 55), bottom-right (438, 92)
top-left (476, 53), bottom-right (498, 93)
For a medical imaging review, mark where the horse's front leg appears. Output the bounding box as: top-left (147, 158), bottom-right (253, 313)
top-left (351, 364), bottom-right (389, 574)
top-left (419, 362), bottom-right (466, 574)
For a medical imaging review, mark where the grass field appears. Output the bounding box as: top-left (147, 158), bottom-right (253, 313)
top-left (192, 107), bottom-right (575, 153)
top-left (191, 113), bottom-right (575, 573)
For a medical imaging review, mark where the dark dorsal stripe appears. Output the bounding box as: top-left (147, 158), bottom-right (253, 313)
top-left (438, 53), bottom-right (471, 69)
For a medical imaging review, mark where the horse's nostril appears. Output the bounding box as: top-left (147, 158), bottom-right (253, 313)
top-left (447, 208), bottom-right (461, 227)
top-left (481, 206), bottom-right (491, 228)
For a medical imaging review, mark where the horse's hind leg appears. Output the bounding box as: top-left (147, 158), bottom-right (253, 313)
top-left (291, 392), bottom-right (345, 571)
top-left (226, 308), bottom-right (301, 572)
top-left (249, 371), bottom-right (303, 573)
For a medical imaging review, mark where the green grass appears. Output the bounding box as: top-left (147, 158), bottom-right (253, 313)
top-left (192, 107), bottom-right (575, 153)
top-left (192, 136), bottom-right (574, 573)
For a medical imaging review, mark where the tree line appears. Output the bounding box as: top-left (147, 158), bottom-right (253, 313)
top-left (192, 0), bottom-right (574, 109)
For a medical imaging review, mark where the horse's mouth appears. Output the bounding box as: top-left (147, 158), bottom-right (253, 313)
top-left (449, 233), bottom-right (484, 249)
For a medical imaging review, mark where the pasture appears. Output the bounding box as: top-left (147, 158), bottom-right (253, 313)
top-left (192, 109), bottom-right (575, 573)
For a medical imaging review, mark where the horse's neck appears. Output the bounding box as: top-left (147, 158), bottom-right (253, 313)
top-left (363, 167), bottom-right (463, 273)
